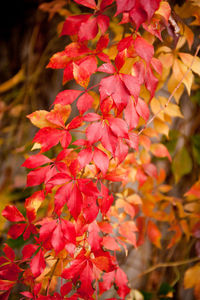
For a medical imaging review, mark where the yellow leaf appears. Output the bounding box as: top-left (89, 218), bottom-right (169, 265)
top-left (179, 52), bottom-right (200, 76)
top-left (150, 97), bottom-right (165, 120)
top-left (167, 74), bottom-right (184, 103)
top-left (182, 25), bottom-right (194, 49)
top-left (110, 19), bottom-right (124, 42)
top-left (159, 96), bottom-right (183, 118)
top-left (173, 59), bottom-right (194, 95)
top-left (27, 110), bottom-right (52, 128)
top-left (154, 118), bottom-right (169, 137)
top-left (158, 53), bottom-right (174, 68)
top-left (120, 58), bottom-right (137, 74)
top-left (31, 142), bottom-right (41, 151)
top-left (184, 264), bottom-right (200, 289)
top-left (156, 1), bottom-right (171, 21)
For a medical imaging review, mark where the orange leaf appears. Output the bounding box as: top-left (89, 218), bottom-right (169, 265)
top-left (150, 143), bottom-right (171, 161)
top-left (147, 220), bottom-right (161, 248)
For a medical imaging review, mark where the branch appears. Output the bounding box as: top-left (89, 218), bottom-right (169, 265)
top-left (138, 256), bottom-right (200, 277)
top-left (138, 45), bottom-right (200, 136)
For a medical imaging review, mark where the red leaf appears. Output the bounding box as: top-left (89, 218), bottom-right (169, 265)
top-left (22, 154), bottom-right (51, 169)
top-left (46, 50), bottom-right (69, 69)
top-left (2, 205), bottom-right (25, 222)
top-left (144, 66), bottom-right (158, 99)
top-left (39, 220), bottom-right (57, 243)
top-left (86, 122), bottom-right (102, 144)
top-left (78, 17), bottom-right (98, 42)
top-left (83, 196), bottom-right (99, 223)
top-left (61, 219), bottom-right (76, 244)
top-left (124, 98), bottom-right (139, 129)
top-left (67, 183), bottom-right (83, 220)
top-left (108, 117), bottom-right (128, 138)
top-left (51, 222), bottom-right (65, 254)
top-left (62, 258), bottom-right (86, 279)
top-left (60, 282), bottom-right (73, 297)
top-left (115, 50), bottom-right (126, 71)
top-left (8, 223), bottom-right (26, 239)
top-left (140, 0), bottom-right (161, 21)
top-left (102, 236), bottom-right (120, 251)
top-left (134, 36), bottom-right (154, 64)
top-left (96, 35), bottom-right (109, 52)
top-left (88, 222), bottom-right (102, 251)
top-left (54, 185), bottom-right (71, 215)
top-left (30, 249), bottom-right (46, 278)
top-left (115, 138), bottom-right (128, 163)
top-left (100, 0), bottom-right (114, 11)
top-left (151, 57), bottom-right (162, 74)
top-left (54, 90), bottom-right (82, 106)
top-left (61, 15), bottom-right (91, 36)
top-left (0, 280), bottom-right (15, 292)
top-left (74, 0), bottom-right (97, 9)
top-left (115, 267), bottom-right (130, 298)
top-left (78, 260), bottom-right (94, 297)
top-left (101, 125), bottom-right (118, 155)
top-left (33, 128), bottom-right (66, 152)
top-left (115, 0), bottom-right (135, 15)
top-left (78, 147), bottom-right (93, 168)
top-left (83, 113), bottom-right (101, 122)
top-left (77, 92), bottom-right (94, 114)
top-left (97, 14), bottom-right (110, 34)
top-left (92, 250), bottom-right (116, 272)
top-left (21, 292), bottom-right (33, 299)
top-left (100, 75), bottom-right (129, 112)
top-left (73, 63), bottom-right (90, 88)
top-left (121, 74), bottom-right (140, 100)
top-left (60, 130), bottom-right (72, 148)
top-left (27, 165), bottom-right (51, 187)
top-left (119, 221), bottom-right (138, 246)
top-left (22, 244), bottom-right (38, 260)
top-left (67, 116), bottom-right (83, 130)
top-left (130, 5), bottom-right (147, 29)
top-left (98, 63), bottom-right (116, 74)
top-left (3, 244), bottom-right (15, 261)
top-left (136, 98), bottom-right (150, 121)
top-left (98, 183), bottom-right (114, 215)
top-left (99, 271), bottom-right (115, 294)
top-left (78, 179), bottom-right (99, 197)
top-left (93, 147), bottom-right (109, 175)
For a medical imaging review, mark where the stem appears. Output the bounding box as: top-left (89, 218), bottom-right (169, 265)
top-left (138, 45), bottom-right (200, 136)
top-left (138, 256), bottom-right (199, 277)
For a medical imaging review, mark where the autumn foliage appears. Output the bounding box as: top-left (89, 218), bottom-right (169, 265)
top-left (1, 0), bottom-right (200, 299)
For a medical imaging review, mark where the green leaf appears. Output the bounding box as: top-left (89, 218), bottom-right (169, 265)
top-left (158, 282), bottom-right (174, 295)
top-left (192, 134), bottom-right (200, 165)
top-left (141, 291), bottom-right (153, 300)
top-left (172, 146), bottom-right (192, 183)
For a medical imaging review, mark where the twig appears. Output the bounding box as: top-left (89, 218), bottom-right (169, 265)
top-left (138, 45), bottom-right (200, 136)
top-left (138, 256), bottom-right (199, 277)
